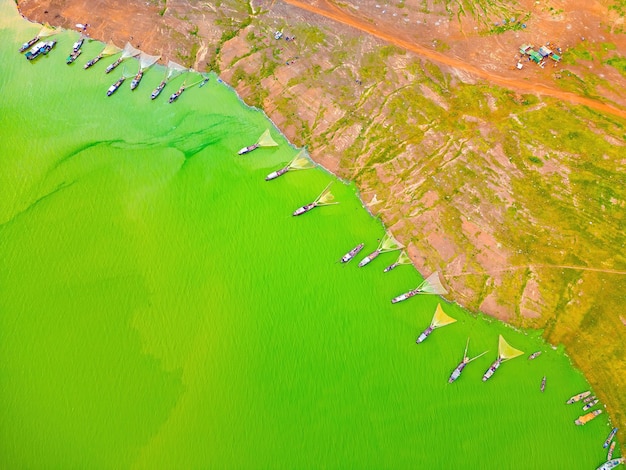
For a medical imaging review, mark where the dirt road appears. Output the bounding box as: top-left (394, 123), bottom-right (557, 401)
top-left (282, 0), bottom-right (626, 120)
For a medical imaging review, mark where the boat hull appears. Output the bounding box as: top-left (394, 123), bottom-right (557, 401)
top-left (341, 243), bottom-right (364, 263)
top-left (107, 78), bottom-right (125, 96)
top-left (566, 390), bottom-right (591, 404)
top-left (482, 359), bottom-right (501, 381)
top-left (238, 144), bottom-right (259, 155)
top-left (293, 203), bottom-right (316, 216)
top-left (130, 71), bottom-right (143, 90)
top-left (84, 55), bottom-right (102, 69)
top-left (105, 58), bottom-right (122, 74)
top-left (358, 250), bottom-right (380, 267)
top-left (449, 362), bottom-right (467, 383)
top-left (151, 82), bottom-right (166, 99)
top-left (66, 49), bottom-right (82, 64)
top-left (604, 428), bottom-right (618, 448)
top-left (265, 166), bottom-right (289, 181)
top-left (416, 326), bottom-right (433, 344)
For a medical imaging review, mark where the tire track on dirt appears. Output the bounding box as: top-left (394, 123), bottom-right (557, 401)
top-left (282, 0), bottom-right (626, 120)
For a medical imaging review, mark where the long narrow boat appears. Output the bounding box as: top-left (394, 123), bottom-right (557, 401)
top-left (341, 243), bottom-right (364, 263)
top-left (66, 49), bottom-right (82, 64)
top-left (540, 376), bottom-right (546, 392)
top-left (575, 409), bottom-right (603, 425)
top-left (448, 339), bottom-right (487, 383)
top-left (566, 390), bottom-right (591, 404)
top-left (392, 288), bottom-right (417, 303)
top-left (482, 358), bottom-right (502, 381)
top-left (238, 143), bottom-right (259, 155)
top-left (358, 249), bottom-right (380, 267)
top-left (604, 428), bottom-right (618, 448)
top-left (583, 399), bottom-right (599, 411)
top-left (607, 441), bottom-right (616, 460)
top-left (265, 165), bottom-right (289, 180)
top-left (169, 86), bottom-right (185, 103)
top-left (19, 36), bottom-right (39, 53)
top-left (105, 57), bottom-right (123, 73)
top-left (528, 351), bottom-right (542, 360)
top-left (151, 81), bottom-right (167, 99)
top-left (130, 70), bottom-right (143, 90)
top-left (596, 458), bottom-right (625, 470)
top-left (107, 76), bottom-right (126, 96)
top-left (292, 202), bottom-right (316, 216)
top-left (583, 394), bottom-right (597, 404)
top-left (84, 54), bottom-right (102, 69)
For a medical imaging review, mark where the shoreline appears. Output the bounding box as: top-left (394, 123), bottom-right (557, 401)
top-left (13, 0), bottom-right (626, 433)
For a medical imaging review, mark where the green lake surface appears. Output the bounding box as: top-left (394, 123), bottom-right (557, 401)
top-left (0, 2), bottom-right (618, 468)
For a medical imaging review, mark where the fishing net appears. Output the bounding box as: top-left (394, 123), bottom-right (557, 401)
top-left (430, 304), bottom-right (457, 328)
top-left (164, 61), bottom-right (187, 82)
top-left (393, 251), bottom-right (412, 266)
top-left (498, 335), bottom-right (524, 361)
top-left (101, 43), bottom-right (121, 56)
top-left (139, 52), bottom-right (160, 69)
top-left (417, 272), bottom-right (448, 295)
top-left (256, 129), bottom-right (278, 147)
top-left (121, 42), bottom-right (141, 59)
top-left (38, 25), bottom-right (56, 38)
top-left (316, 184), bottom-right (336, 206)
top-left (379, 233), bottom-right (403, 253)
top-left (288, 150), bottom-right (315, 170)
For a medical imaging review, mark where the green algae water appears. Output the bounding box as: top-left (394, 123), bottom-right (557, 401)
top-left (0, 3), bottom-right (618, 468)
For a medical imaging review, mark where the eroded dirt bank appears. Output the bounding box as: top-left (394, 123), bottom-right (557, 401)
top-left (16, 0), bottom-right (626, 430)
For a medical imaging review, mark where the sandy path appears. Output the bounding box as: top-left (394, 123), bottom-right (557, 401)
top-left (282, 0), bottom-right (626, 120)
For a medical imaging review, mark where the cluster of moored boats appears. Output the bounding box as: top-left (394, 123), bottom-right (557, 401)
top-left (596, 427), bottom-right (622, 469)
top-left (566, 390), bottom-right (623, 469)
top-left (568, 390), bottom-right (605, 425)
top-left (19, 28), bottom-right (211, 103)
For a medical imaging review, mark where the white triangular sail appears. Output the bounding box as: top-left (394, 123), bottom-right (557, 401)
top-left (256, 129), bottom-right (278, 148)
top-left (498, 335), bottom-right (524, 362)
top-left (418, 272), bottom-right (448, 295)
top-left (139, 52), bottom-right (160, 70)
top-left (430, 304), bottom-right (457, 329)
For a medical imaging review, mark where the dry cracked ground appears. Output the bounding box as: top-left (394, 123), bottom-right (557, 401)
top-left (17, 0), bottom-right (626, 430)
